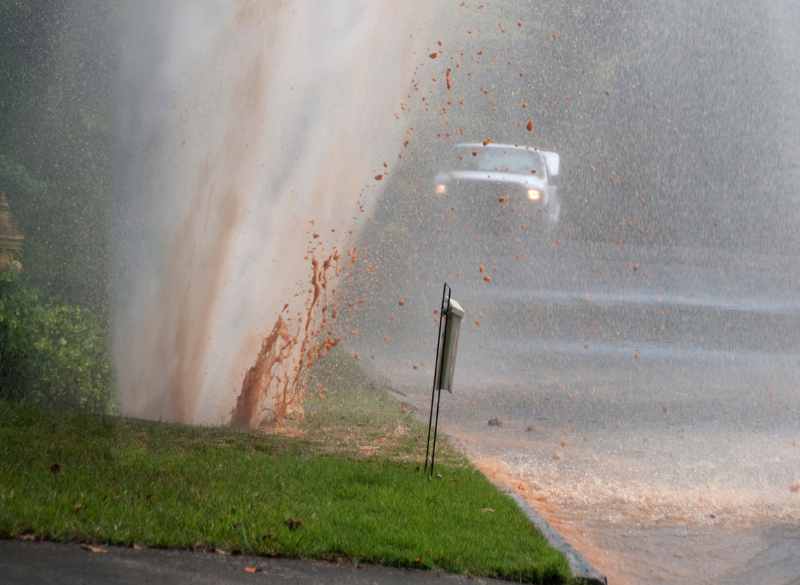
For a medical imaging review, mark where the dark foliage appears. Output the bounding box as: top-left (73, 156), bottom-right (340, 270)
top-left (0, 269), bottom-right (114, 412)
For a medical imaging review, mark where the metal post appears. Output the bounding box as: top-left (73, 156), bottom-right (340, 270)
top-left (425, 283), bottom-right (449, 474)
top-left (430, 373), bottom-right (444, 477)
top-left (429, 292), bottom-right (451, 478)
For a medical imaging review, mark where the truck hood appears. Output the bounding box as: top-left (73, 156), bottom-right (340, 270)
top-left (435, 170), bottom-right (547, 189)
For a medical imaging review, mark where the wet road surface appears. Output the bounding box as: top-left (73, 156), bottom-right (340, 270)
top-left (342, 237), bottom-right (800, 584)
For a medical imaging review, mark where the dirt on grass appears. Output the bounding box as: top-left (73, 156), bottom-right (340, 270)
top-left (257, 347), bottom-right (464, 467)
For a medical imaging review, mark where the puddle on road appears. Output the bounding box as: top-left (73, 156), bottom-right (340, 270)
top-left (365, 344), bottom-right (800, 584)
top-left (465, 440), bottom-right (800, 585)
top-left (518, 505), bottom-right (774, 585)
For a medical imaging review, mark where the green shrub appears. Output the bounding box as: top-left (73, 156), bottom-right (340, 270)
top-left (0, 269), bottom-right (114, 412)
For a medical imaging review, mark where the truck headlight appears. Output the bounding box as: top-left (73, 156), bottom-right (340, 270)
top-left (527, 189), bottom-right (541, 201)
top-left (436, 184), bottom-right (447, 195)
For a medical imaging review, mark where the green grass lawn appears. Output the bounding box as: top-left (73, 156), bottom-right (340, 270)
top-left (0, 350), bottom-right (572, 584)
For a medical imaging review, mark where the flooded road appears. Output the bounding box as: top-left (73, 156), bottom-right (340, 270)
top-left (338, 0), bottom-right (800, 581)
top-left (342, 235), bottom-right (800, 584)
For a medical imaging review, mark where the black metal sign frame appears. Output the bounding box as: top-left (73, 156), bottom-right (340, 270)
top-left (424, 282), bottom-right (451, 478)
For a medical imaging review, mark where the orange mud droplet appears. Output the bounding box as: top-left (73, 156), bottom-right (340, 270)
top-left (526, 121), bottom-right (533, 131)
top-left (561, 440), bottom-right (569, 447)
top-left (413, 364), bottom-right (418, 370)
top-left (484, 276), bottom-right (492, 282)
top-left (583, 435), bottom-right (589, 442)
top-left (318, 393), bottom-right (324, 400)
top-left (398, 299), bottom-right (405, 306)
top-left (429, 52), bottom-right (437, 58)
top-left (475, 320), bottom-right (481, 326)
top-left (375, 174), bottom-right (383, 180)
top-left (616, 422), bottom-right (622, 428)
top-left (483, 138), bottom-right (491, 146)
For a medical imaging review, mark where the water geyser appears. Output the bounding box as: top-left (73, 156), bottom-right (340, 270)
top-left (113, 0), bottom-right (442, 426)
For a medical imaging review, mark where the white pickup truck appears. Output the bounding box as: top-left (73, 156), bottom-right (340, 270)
top-left (433, 143), bottom-right (560, 240)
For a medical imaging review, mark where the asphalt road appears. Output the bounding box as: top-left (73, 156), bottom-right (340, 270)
top-left (0, 540), bottom-right (508, 585)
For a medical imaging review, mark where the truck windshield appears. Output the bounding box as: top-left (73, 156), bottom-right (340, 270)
top-left (454, 147), bottom-right (542, 175)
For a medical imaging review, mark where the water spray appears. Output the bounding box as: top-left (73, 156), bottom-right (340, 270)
top-left (112, 0), bottom-right (443, 425)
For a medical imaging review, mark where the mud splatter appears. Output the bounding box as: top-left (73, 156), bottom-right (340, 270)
top-left (230, 316), bottom-right (294, 428)
top-left (230, 250), bottom-right (342, 429)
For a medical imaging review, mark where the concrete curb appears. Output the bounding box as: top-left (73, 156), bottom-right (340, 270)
top-left (501, 489), bottom-right (607, 585)
top-left (411, 400), bottom-right (608, 584)
top-left (380, 386), bottom-right (608, 584)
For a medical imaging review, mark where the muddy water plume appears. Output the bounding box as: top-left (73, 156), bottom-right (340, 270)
top-left (112, 0), bottom-right (444, 424)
